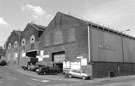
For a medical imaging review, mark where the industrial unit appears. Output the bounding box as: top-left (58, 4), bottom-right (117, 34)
top-left (19, 23), bottom-right (45, 66)
top-left (6, 23), bottom-right (45, 66)
top-left (6, 30), bottom-right (22, 65)
top-left (5, 12), bottom-right (135, 78)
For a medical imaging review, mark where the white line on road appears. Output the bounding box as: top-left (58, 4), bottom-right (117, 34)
top-left (0, 81), bottom-right (3, 83)
top-left (31, 78), bottom-right (49, 82)
top-left (42, 80), bottom-right (50, 82)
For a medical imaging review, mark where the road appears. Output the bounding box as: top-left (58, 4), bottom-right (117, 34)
top-left (0, 66), bottom-right (79, 86)
top-left (0, 66), bottom-right (135, 86)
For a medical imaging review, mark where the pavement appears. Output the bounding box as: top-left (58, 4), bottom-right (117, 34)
top-left (6, 65), bottom-right (135, 83)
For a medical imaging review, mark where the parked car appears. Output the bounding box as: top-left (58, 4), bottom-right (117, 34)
top-left (36, 65), bottom-right (50, 75)
top-left (21, 66), bottom-right (28, 70)
top-left (0, 60), bottom-right (7, 66)
top-left (28, 64), bottom-right (39, 71)
top-left (66, 69), bottom-right (92, 80)
top-left (36, 65), bottom-right (60, 75)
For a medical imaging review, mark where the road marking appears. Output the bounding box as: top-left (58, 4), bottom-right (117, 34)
top-left (31, 78), bottom-right (49, 82)
top-left (0, 81), bottom-right (3, 83)
top-left (42, 80), bottom-right (50, 82)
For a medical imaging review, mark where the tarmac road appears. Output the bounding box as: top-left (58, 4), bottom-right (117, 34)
top-left (1, 66), bottom-right (135, 86)
top-left (0, 66), bottom-right (79, 86)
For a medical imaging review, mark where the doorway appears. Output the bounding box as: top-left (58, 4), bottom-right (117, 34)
top-left (26, 50), bottom-right (38, 65)
top-left (52, 51), bottom-right (65, 73)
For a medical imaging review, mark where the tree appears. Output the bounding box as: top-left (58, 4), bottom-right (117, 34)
top-left (0, 46), bottom-right (5, 56)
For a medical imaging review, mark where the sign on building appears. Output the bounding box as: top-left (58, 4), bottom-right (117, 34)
top-left (63, 61), bottom-right (70, 70)
top-left (22, 52), bottom-right (26, 57)
top-left (14, 53), bottom-right (18, 60)
top-left (37, 54), bottom-right (49, 61)
top-left (81, 58), bottom-right (87, 66)
top-left (36, 56), bottom-right (43, 61)
top-left (40, 50), bottom-right (44, 56)
top-left (54, 54), bottom-right (65, 63)
top-left (77, 56), bottom-right (83, 59)
top-left (70, 62), bottom-right (81, 70)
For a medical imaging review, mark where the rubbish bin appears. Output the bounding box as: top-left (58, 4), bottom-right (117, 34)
top-left (108, 71), bottom-right (115, 77)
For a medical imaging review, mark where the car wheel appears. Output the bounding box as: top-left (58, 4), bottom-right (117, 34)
top-left (38, 72), bottom-right (41, 75)
top-left (82, 76), bottom-right (86, 80)
top-left (68, 74), bottom-right (72, 78)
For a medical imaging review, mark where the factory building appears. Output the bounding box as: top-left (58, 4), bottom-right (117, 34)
top-left (5, 12), bottom-right (135, 78)
top-left (6, 23), bottom-right (45, 66)
top-left (6, 30), bottom-right (22, 65)
top-left (38, 12), bottom-right (135, 78)
top-left (19, 23), bottom-right (45, 66)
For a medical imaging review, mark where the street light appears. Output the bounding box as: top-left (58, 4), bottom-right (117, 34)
top-left (121, 29), bottom-right (130, 76)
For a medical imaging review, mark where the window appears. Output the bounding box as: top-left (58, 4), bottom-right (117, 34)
top-left (54, 30), bottom-right (63, 45)
top-left (44, 33), bottom-right (50, 46)
top-left (14, 41), bottom-right (18, 48)
top-left (68, 28), bottom-right (76, 42)
top-left (8, 43), bottom-right (11, 49)
top-left (21, 38), bottom-right (26, 46)
top-left (30, 35), bottom-right (35, 44)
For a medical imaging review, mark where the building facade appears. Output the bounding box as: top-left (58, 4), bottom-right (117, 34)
top-left (39, 12), bottom-right (135, 78)
top-left (6, 30), bottom-right (21, 65)
top-left (5, 12), bottom-right (135, 78)
top-left (6, 23), bottom-right (45, 66)
top-left (19, 23), bottom-right (45, 66)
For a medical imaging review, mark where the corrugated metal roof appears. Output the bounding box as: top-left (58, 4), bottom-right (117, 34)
top-left (57, 12), bottom-right (135, 40)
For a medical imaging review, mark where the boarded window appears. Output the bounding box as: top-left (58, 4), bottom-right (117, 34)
top-left (54, 30), bottom-right (63, 45)
top-left (44, 33), bottom-right (50, 46)
top-left (68, 28), bottom-right (76, 42)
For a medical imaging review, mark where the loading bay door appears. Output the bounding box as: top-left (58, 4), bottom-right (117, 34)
top-left (52, 51), bottom-right (65, 73)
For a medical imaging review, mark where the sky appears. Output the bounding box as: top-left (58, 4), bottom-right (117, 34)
top-left (0, 0), bottom-right (135, 46)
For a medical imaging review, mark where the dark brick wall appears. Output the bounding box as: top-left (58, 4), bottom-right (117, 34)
top-left (19, 23), bottom-right (43, 66)
top-left (6, 31), bottom-right (20, 65)
top-left (39, 12), bottom-right (89, 63)
top-left (21, 24), bottom-right (39, 45)
top-left (93, 62), bottom-right (135, 78)
top-left (7, 32), bottom-right (19, 48)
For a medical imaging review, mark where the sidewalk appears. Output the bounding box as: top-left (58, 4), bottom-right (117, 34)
top-left (6, 65), bottom-right (135, 83)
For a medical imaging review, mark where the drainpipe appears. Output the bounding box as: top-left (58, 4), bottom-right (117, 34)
top-left (88, 24), bottom-right (91, 62)
top-left (121, 32), bottom-right (124, 76)
top-left (18, 34), bottom-right (21, 66)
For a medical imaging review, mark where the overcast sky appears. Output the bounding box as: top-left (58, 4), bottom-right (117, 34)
top-left (0, 0), bottom-right (135, 46)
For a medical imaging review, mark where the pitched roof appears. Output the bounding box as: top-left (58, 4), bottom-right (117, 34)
top-left (30, 23), bottom-right (46, 31)
top-left (13, 30), bottom-right (22, 36)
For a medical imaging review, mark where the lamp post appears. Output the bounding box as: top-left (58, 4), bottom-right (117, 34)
top-left (121, 29), bottom-right (130, 76)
